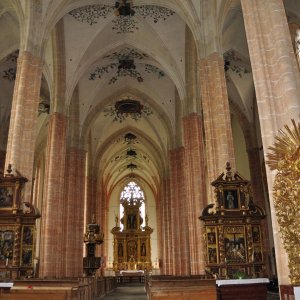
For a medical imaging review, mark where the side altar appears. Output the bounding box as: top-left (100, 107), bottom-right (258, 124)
top-left (200, 163), bottom-right (266, 279)
top-left (0, 165), bottom-right (40, 279)
top-left (111, 198), bottom-right (153, 272)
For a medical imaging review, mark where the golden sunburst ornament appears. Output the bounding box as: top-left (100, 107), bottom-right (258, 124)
top-left (266, 119), bottom-right (300, 285)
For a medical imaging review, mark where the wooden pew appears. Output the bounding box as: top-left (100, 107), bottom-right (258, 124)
top-left (0, 276), bottom-right (117, 300)
top-left (146, 275), bottom-right (217, 300)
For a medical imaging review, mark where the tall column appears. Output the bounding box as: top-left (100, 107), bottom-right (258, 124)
top-left (64, 148), bottom-right (85, 277)
top-left (5, 51), bottom-right (43, 201)
top-left (241, 0), bottom-right (300, 286)
top-left (169, 148), bottom-right (190, 275)
top-left (161, 176), bottom-right (172, 274)
top-left (183, 113), bottom-right (206, 274)
top-left (39, 113), bottom-right (67, 278)
top-left (199, 53), bottom-right (236, 200)
top-left (63, 85), bottom-right (86, 277)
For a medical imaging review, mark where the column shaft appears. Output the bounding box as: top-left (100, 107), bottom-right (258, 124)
top-left (169, 148), bottom-right (190, 275)
top-left (241, 0), bottom-right (300, 285)
top-left (39, 113), bottom-right (67, 278)
top-left (5, 51), bottom-right (42, 201)
top-left (199, 53), bottom-right (236, 200)
top-left (183, 113), bottom-right (206, 274)
top-left (64, 147), bottom-right (85, 277)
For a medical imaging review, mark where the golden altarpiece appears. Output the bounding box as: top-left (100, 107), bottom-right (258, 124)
top-left (111, 197), bottom-right (153, 272)
top-left (200, 163), bottom-right (266, 279)
top-left (0, 165), bottom-right (40, 279)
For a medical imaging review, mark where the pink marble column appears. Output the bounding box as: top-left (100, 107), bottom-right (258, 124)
top-left (169, 148), bottom-right (190, 275)
top-left (39, 113), bottom-right (67, 278)
top-left (199, 53), bottom-right (236, 200)
top-left (160, 177), bottom-right (172, 274)
top-left (241, 0), bottom-right (300, 285)
top-left (64, 147), bottom-right (86, 277)
top-left (5, 51), bottom-right (42, 202)
top-left (183, 113), bottom-right (207, 274)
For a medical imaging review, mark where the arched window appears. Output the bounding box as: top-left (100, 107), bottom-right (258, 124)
top-left (296, 28), bottom-right (300, 67)
top-left (119, 181), bottom-right (145, 231)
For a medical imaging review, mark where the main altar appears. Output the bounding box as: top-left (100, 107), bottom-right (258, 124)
top-left (111, 197), bottom-right (153, 272)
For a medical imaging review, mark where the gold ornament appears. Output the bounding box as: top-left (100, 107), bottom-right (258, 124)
top-left (267, 119), bottom-right (300, 285)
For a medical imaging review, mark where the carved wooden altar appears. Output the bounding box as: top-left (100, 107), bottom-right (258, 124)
top-left (111, 198), bottom-right (153, 272)
top-left (200, 163), bottom-right (266, 279)
top-left (0, 165), bottom-right (40, 280)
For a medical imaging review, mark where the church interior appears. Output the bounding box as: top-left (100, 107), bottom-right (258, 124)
top-left (0, 0), bottom-right (299, 299)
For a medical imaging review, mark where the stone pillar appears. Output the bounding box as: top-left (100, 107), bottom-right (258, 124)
top-left (161, 176), bottom-right (172, 274)
top-left (241, 0), bottom-right (300, 285)
top-left (199, 53), bottom-right (236, 200)
top-left (183, 113), bottom-right (206, 274)
top-left (39, 113), bottom-right (67, 278)
top-left (169, 148), bottom-right (190, 275)
top-left (5, 51), bottom-right (42, 201)
top-left (64, 147), bottom-right (85, 277)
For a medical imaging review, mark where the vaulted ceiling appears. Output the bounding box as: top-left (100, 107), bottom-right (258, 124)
top-left (0, 0), bottom-right (299, 197)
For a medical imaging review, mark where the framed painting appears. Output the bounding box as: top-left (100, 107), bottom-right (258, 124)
top-left (21, 249), bottom-right (33, 266)
top-left (0, 186), bottom-right (14, 208)
top-left (208, 247), bottom-right (218, 264)
top-left (224, 189), bottom-right (239, 209)
top-left (253, 245), bottom-right (263, 263)
top-left (22, 226), bottom-right (34, 246)
top-left (0, 230), bottom-right (14, 259)
top-left (252, 226), bottom-right (261, 243)
top-left (224, 227), bottom-right (246, 263)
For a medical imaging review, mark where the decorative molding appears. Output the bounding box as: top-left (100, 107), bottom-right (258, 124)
top-left (267, 119), bottom-right (300, 285)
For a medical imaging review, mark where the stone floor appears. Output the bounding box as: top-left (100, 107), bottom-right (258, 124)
top-left (100, 284), bottom-right (280, 300)
top-left (266, 292), bottom-right (280, 300)
top-left (100, 284), bottom-right (147, 300)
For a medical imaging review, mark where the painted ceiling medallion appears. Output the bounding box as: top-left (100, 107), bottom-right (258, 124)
top-left (124, 133), bottom-right (138, 144)
top-left (69, 2), bottom-right (174, 33)
top-left (224, 49), bottom-right (250, 78)
top-left (89, 48), bottom-right (164, 84)
top-left (127, 163), bottom-right (137, 171)
top-left (104, 98), bottom-right (152, 122)
top-left (2, 50), bottom-right (19, 82)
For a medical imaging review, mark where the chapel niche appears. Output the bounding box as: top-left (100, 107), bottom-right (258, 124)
top-left (111, 183), bottom-right (153, 272)
top-left (200, 162), bottom-right (266, 279)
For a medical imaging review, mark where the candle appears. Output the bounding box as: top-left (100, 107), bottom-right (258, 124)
top-left (5, 258), bottom-right (8, 267)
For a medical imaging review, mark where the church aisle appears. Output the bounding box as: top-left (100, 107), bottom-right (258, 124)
top-left (100, 284), bottom-right (147, 300)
